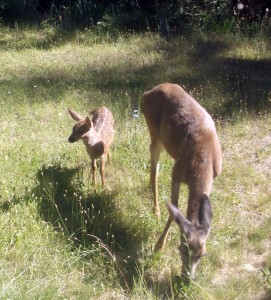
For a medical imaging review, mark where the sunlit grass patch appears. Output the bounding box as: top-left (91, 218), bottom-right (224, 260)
top-left (0, 26), bottom-right (270, 299)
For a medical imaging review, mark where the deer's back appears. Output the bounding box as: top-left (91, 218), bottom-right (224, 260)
top-left (91, 106), bottom-right (114, 147)
top-left (142, 83), bottom-right (222, 179)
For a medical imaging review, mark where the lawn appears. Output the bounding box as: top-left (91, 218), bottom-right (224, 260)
top-left (0, 25), bottom-right (270, 299)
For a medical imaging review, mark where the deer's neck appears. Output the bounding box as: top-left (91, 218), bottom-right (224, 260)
top-left (187, 202), bottom-right (201, 225)
top-left (82, 129), bottom-right (101, 147)
top-left (187, 183), bottom-right (212, 224)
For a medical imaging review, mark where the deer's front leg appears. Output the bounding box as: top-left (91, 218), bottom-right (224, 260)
top-left (100, 155), bottom-right (106, 187)
top-left (155, 173), bottom-right (180, 251)
top-left (150, 139), bottom-right (162, 218)
top-left (91, 159), bottom-right (97, 186)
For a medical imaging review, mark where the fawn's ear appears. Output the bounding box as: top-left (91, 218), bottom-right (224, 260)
top-left (68, 108), bottom-right (83, 121)
top-left (198, 194), bottom-right (212, 231)
top-left (166, 202), bottom-right (192, 236)
top-left (85, 116), bottom-right (93, 127)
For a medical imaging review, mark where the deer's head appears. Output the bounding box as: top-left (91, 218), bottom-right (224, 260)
top-left (167, 194), bottom-right (212, 281)
top-left (68, 108), bottom-right (93, 143)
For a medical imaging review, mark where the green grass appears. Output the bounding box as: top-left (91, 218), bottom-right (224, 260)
top-left (0, 25), bottom-right (270, 299)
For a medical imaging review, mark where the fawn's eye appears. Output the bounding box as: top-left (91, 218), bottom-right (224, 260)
top-left (78, 127), bottom-right (85, 134)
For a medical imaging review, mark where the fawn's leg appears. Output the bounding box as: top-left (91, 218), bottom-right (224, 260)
top-left (154, 161), bottom-right (181, 251)
top-left (107, 151), bottom-right (111, 164)
top-left (91, 159), bottom-right (97, 186)
top-left (100, 155), bottom-right (106, 187)
top-left (150, 136), bottom-right (163, 218)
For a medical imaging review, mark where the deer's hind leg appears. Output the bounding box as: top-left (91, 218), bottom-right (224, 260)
top-left (149, 134), bottom-right (163, 218)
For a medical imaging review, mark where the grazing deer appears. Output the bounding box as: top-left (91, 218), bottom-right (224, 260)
top-left (141, 83), bottom-right (222, 281)
top-left (68, 106), bottom-right (114, 187)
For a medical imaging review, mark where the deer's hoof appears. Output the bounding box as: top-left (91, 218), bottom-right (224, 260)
top-left (154, 242), bottom-right (164, 253)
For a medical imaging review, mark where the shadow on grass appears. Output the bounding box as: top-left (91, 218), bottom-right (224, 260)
top-left (35, 165), bottom-right (142, 246)
top-left (0, 28), bottom-right (79, 51)
top-left (1, 27), bottom-right (270, 119)
top-left (33, 164), bottom-right (188, 298)
top-left (216, 57), bottom-right (271, 115)
top-left (34, 164), bottom-right (163, 291)
top-left (0, 167), bottom-right (198, 297)
top-left (166, 36), bottom-right (271, 117)
top-left (2, 32), bottom-right (270, 118)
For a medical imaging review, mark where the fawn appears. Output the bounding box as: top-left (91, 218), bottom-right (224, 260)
top-left (141, 83), bottom-right (222, 281)
top-left (68, 106), bottom-right (114, 187)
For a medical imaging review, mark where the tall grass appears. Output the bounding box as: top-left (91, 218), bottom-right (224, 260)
top-left (0, 25), bottom-right (270, 299)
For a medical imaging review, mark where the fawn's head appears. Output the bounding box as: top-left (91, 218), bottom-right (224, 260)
top-left (68, 108), bottom-right (93, 143)
top-left (167, 194), bottom-right (212, 281)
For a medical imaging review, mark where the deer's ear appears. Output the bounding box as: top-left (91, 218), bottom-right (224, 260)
top-left (166, 202), bottom-right (192, 236)
top-left (85, 116), bottom-right (93, 127)
top-left (198, 194), bottom-right (212, 231)
top-left (68, 108), bottom-right (83, 121)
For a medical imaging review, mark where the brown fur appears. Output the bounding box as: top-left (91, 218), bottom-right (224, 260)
top-left (142, 83), bottom-right (222, 281)
top-left (68, 106), bottom-right (114, 187)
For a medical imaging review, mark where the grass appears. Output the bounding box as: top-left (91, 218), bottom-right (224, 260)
top-left (0, 25), bottom-right (270, 299)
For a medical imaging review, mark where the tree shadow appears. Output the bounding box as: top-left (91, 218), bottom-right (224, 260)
top-left (0, 28), bottom-right (78, 51)
top-left (183, 37), bottom-right (271, 117)
top-left (2, 31), bottom-right (270, 118)
top-left (215, 57), bottom-right (271, 115)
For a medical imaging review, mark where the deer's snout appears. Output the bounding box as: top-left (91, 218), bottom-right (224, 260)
top-left (68, 136), bottom-right (76, 143)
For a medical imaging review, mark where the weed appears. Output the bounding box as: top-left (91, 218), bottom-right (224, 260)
top-left (262, 268), bottom-right (271, 293)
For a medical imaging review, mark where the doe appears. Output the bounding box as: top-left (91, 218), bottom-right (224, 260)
top-left (141, 83), bottom-right (222, 281)
top-left (68, 106), bottom-right (114, 187)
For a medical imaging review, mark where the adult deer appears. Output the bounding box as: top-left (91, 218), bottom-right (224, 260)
top-left (141, 83), bottom-right (222, 281)
top-left (68, 106), bottom-right (114, 187)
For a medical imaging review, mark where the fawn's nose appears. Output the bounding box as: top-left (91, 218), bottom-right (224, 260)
top-left (68, 136), bottom-right (75, 143)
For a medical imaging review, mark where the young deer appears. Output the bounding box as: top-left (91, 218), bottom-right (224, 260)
top-left (142, 83), bottom-right (222, 281)
top-left (68, 106), bottom-right (114, 187)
